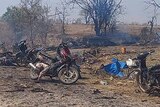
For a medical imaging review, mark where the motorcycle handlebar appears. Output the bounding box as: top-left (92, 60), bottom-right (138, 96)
top-left (131, 50), bottom-right (155, 60)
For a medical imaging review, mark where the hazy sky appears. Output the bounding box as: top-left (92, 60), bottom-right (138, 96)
top-left (0, 0), bottom-right (159, 24)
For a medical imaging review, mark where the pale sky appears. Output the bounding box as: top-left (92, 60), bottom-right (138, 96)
top-left (0, 0), bottom-right (159, 24)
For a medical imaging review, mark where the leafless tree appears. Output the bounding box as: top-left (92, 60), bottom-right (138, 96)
top-left (20, 0), bottom-right (43, 46)
top-left (148, 16), bottom-right (156, 34)
top-left (145, 0), bottom-right (160, 8)
top-left (0, 21), bottom-right (15, 50)
top-left (142, 0), bottom-right (160, 44)
top-left (55, 0), bottom-right (69, 35)
top-left (2, 0), bottom-right (54, 47)
top-left (21, 0), bottom-right (54, 47)
top-left (80, 8), bottom-right (91, 24)
top-left (145, 0), bottom-right (159, 34)
top-left (68, 0), bottom-right (123, 36)
top-left (35, 5), bottom-right (54, 46)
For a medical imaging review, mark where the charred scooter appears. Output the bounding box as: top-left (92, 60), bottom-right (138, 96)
top-left (29, 43), bottom-right (81, 84)
top-left (127, 50), bottom-right (160, 93)
top-left (15, 40), bottom-right (41, 66)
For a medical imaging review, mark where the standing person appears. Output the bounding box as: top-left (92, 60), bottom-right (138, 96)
top-left (18, 40), bottom-right (28, 54)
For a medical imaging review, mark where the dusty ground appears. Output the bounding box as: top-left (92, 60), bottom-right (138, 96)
top-left (0, 46), bottom-right (160, 107)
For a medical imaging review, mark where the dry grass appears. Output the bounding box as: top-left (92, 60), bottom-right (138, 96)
top-left (65, 24), bottom-right (95, 37)
top-left (65, 24), bottom-right (160, 37)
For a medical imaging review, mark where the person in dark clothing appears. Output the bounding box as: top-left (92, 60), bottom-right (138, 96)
top-left (18, 40), bottom-right (28, 54)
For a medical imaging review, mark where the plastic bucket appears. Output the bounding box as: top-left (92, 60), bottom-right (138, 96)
top-left (121, 47), bottom-right (126, 54)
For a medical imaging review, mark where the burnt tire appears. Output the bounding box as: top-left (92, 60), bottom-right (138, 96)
top-left (136, 71), bottom-right (151, 93)
top-left (16, 56), bottom-right (27, 67)
top-left (72, 64), bottom-right (82, 79)
top-left (58, 66), bottom-right (79, 85)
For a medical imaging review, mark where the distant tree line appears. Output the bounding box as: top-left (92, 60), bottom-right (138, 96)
top-left (1, 0), bottom-right (123, 47)
top-left (2, 0), bottom-right (54, 47)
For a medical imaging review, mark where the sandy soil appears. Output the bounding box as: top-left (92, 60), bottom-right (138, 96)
top-left (0, 46), bottom-right (160, 107)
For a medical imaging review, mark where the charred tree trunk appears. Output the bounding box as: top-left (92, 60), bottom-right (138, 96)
top-left (94, 20), bottom-right (101, 36)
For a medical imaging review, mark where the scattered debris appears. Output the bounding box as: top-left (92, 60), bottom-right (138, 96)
top-left (5, 88), bottom-right (25, 92)
top-left (116, 82), bottom-right (124, 86)
top-left (30, 88), bottom-right (52, 93)
top-left (4, 84), bottom-right (28, 92)
top-left (4, 74), bottom-right (13, 79)
top-left (0, 56), bottom-right (17, 66)
top-left (95, 96), bottom-right (116, 100)
top-left (109, 76), bottom-right (114, 81)
top-left (92, 81), bottom-right (100, 85)
top-left (135, 89), bottom-right (141, 93)
top-left (92, 89), bottom-right (101, 94)
top-left (100, 80), bottom-right (108, 85)
top-left (100, 58), bottom-right (128, 78)
top-left (141, 99), bottom-right (147, 102)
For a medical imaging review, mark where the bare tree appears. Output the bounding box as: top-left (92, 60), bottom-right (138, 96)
top-left (146, 0), bottom-right (160, 8)
top-left (20, 0), bottom-right (43, 46)
top-left (145, 0), bottom-right (159, 34)
top-left (55, 0), bottom-right (69, 35)
top-left (68, 0), bottom-right (122, 36)
top-left (2, 6), bottom-right (25, 42)
top-left (21, 0), bottom-right (54, 47)
top-left (35, 5), bottom-right (54, 46)
top-left (2, 0), bottom-right (54, 47)
top-left (148, 16), bottom-right (156, 34)
top-left (140, 27), bottom-right (150, 43)
top-left (80, 8), bottom-right (91, 24)
top-left (143, 0), bottom-right (160, 44)
top-left (107, 18), bottom-right (117, 33)
top-left (0, 21), bottom-right (15, 49)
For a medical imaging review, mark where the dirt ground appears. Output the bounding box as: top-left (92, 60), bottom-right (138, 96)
top-left (0, 46), bottom-right (160, 107)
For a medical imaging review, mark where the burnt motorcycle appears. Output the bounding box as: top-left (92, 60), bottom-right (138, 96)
top-left (16, 48), bottom-right (42, 66)
top-left (127, 50), bottom-right (160, 93)
top-left (29, 43), bottom-right (81, 84)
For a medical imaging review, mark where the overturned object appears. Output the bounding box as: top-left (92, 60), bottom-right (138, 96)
top-left (0, 57), bottom-right (17, 66)
top-left (101, 58), bottom-right (128, 77)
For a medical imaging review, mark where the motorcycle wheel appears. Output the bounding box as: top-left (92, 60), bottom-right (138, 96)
top-left (58, 66), bottom-right (79, 85)
top-left (71, 64), bottom-right (82, 79)
top-left (126, 69), bottom-right (138, 80)
top-left (136, 71), bottom-right (151, 93)
top-left (30, 68), bottom-right (39, 80)
top-left (16, 56), bottom-right (27, 67)
top-left (16, 57), bottom-right (28, 67)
